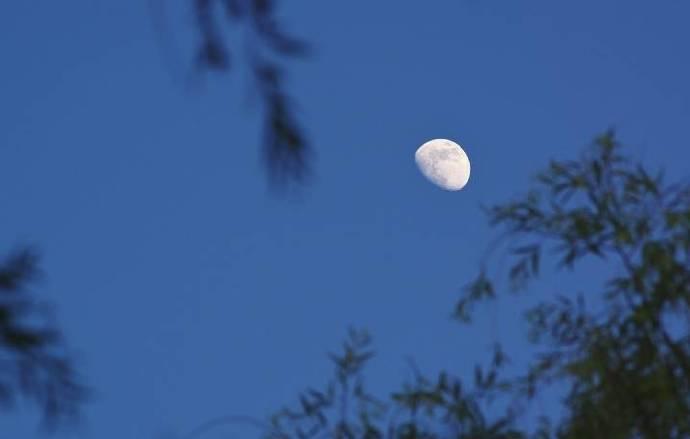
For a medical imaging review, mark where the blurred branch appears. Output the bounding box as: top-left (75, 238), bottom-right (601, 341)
top-left (192, 0), bottom-right (313, 192)
top-left (0, 247), bottom-right (88, 428)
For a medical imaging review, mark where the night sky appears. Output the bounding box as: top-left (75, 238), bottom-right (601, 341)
top-left (2, 1), bottom-right (689, 437)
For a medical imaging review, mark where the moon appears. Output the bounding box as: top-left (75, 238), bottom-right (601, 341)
top-left (415, 139), bottom-right (471, 191)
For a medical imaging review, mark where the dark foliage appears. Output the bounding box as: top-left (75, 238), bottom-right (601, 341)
top-left (193, 0), bottom-right (312, 191)
top-left (458, 130), bottom-right (690, 438)
top-left (264, 329), bottom-right (522, 439)
top-left (0, 247), bottom-right (87, 428)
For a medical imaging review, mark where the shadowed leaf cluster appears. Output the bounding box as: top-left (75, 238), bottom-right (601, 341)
top-left (265, 330), bottom-right (522, 439)
top-left (193, 0), bottom-right (312, 191)
top-left (457, 130), bottom-right (690, 438)
top-left (0, 247), bottom-right (88, 428)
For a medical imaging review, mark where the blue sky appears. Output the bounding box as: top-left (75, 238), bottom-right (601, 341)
top-left (1, 1), bottom-right (689, 437)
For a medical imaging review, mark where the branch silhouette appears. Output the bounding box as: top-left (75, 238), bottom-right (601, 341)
top-left (192, 0), bottom-right (313, 192)
top-left (0, 247), bottom-right (88, 428)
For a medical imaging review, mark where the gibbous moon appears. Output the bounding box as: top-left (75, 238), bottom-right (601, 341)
top-left (415, 139), bottom-right (471, 191)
